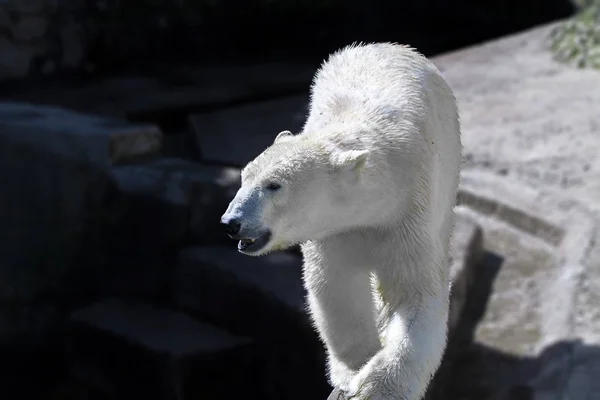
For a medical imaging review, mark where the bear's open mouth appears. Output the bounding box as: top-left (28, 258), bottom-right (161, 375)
top-left (238, 231), bottom-right (272, 254)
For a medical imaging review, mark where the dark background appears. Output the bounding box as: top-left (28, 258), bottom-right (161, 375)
top-left (54, 0), bottom-right (576, 74)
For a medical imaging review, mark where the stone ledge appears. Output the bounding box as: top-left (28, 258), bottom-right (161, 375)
top-left (171, 245), bottom-right (330, 398)
top-left (2, 65), bottom-right (314, 124)
top-left (68, 298), bottom-right (254, 399)
top-left (173, 245), bottom-right (308, 337)
top-left (0, 102), bottom-right (163, 166)
top-left (108, 158), bottom-right (240, 249)
top-left (189, 95), bottom-right (309, 166)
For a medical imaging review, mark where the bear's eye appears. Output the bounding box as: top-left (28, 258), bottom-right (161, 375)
top-left (266, 182), bottom-right (282, 191)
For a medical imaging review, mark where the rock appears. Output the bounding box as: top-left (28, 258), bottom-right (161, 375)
top-left (3, 64), bottom-right (313, 124)
top-left (0, 105), bottom-right (234, 363)
top-left (68, 298), bottom-right (254, 399)
top-left (0, 37), bottom-right (33, 79)
top-left (432, 171), bottom-right (598, 399)
top-left (422, 22), bottom-right (600, 399)
top-left (189, 94), bottom-right (309, 166)
top-left (435, 21), bottom-right (600, 214)
top-left (0, 102), bottom-right (163, 165)
top-left (0, 145), bottom-right (111, 344)
top-left (12, 15), bottom-right (47, 42)
top-left (174, 246), bottom-right (307, 335)
top-left (0, 103), bottom-right (163, 350)
top-left (457, 171), bottom-right (595, 352)
top-left (108, 158), bottom-right (240, 248)
top-left (172, 246), bottom-right (331, 399)
top-left (124, 65), bottom-right (312, 128)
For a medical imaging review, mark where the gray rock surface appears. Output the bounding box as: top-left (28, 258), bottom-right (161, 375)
top-left (189, 95), bottom-right (309, 166)
top-left (69, 298), bottom-right (254, 399)
top-left (71, 298), bottom-right (251, 355)
top-left (430, 22), bottom-right (600, 399)
top-left (173, 246), bottom-right (330, 399)
top-left (3, 65), bottom-right (314, 121)
top-left (0, 102), bottom-right (163, 165)
top-left (174, 245), bottom-right (307, 334)
top-left (0, 102), bottom-right (164, 347)
top-left (435, 22), bottom-right (600, 213)
top-left (0, 135), bottom-right (109, 344)
top-left (109, 158), bottom-right (240, 247)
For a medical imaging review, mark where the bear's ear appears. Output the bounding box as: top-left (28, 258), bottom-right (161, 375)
top-left (331, 149), bottom-right (369, 174)
top-left (274, 130), bottom-right (293, 144)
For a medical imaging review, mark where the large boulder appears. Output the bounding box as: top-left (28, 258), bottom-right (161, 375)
top-left (67, 298), bottom-right (254, 399)
top-left (429, 22), bottom-right (600, 399)
top-left (172, 245), bottom-right (330, 399)
top-left (0, 102), bottom-right (164, 338)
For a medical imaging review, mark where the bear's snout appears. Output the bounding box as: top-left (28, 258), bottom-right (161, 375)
top-left (220, 215), bottom-right (242, 237)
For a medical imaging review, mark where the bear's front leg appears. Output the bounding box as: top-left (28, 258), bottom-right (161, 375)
top-left (301, 240), bottom-right (382, 392)
top-left (346, 293), bottom-right (449, 400)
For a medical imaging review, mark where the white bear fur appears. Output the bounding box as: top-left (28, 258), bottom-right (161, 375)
top-left (222, 43), bottom-right (461, 400)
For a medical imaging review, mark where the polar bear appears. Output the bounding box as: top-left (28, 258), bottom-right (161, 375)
top-left (220, 43), bottom-right (461, 400)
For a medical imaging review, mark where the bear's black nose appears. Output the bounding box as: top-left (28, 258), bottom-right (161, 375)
top-left (221, 218), bottom-right (241, 236)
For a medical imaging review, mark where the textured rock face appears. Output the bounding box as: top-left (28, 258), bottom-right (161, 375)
top-left (435, 22), bottom-right (600, 212)
top-left (0, 102), bottom-right (163, 165)
top-left (189, 95), bottom-right (309, 166)
top-left (109, 158), bottom-right (241, 247)
top-left (0, 99), bottom-right (331, 399)
top-left (68, 298), bottom-right (255, 399)
top-left (429, 22), bottom-right (600, 400)
top-left (0, 103), bottom-right (164, 345)
top-left (0, 0), bottom-right (574, 81)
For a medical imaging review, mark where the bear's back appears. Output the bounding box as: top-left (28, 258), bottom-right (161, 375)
top-left (303, 42), bottom-right (461, 240)
top-left (305, 43), bottom-right (436, 130)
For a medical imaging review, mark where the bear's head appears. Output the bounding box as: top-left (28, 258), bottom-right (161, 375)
top-left (220, 130), bottom-right (370, 256)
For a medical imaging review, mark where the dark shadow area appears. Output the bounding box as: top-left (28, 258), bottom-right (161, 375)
top-left (5, 0), bottom-right (579, 74)
top-left (0, 0), bottom-right (577, 115)
top-left (450, 251), bottom-right (505, 345)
